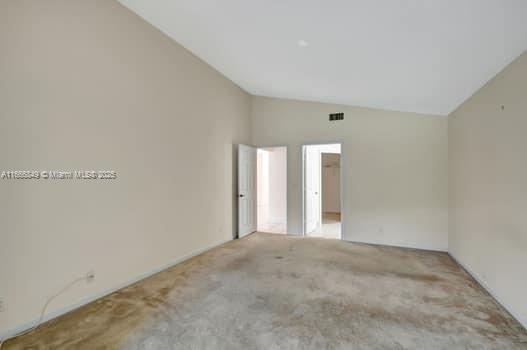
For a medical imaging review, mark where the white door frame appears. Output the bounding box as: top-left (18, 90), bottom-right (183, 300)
top-left (302, 142), bottom-right (345, 239)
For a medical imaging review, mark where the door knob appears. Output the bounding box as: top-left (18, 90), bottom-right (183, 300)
top-left (239, 194), bottom-right (245, 197)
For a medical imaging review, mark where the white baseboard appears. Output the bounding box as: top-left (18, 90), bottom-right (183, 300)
top-left (1, 237), bottom-right (232, 341)
top-left (449, 252), bottom-right (527, 330)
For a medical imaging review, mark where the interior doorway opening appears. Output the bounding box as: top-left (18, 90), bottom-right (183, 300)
top-left (257, 147), bottom-right (287, 234)
top-left (303, 143), bottom-right (342, 239)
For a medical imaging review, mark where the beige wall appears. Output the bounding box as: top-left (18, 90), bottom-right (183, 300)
top-left (0, 0), bottom-right (250, 334)
top-left (449, 52), bottom-right (527, 328)
top-left (251, 96), bottom-right (448, 251)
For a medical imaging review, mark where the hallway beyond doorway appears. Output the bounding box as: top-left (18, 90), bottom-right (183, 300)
top-left (257, 147), bottom-right (287, 234)
top-left (309, 212), bottom-right (341, 239)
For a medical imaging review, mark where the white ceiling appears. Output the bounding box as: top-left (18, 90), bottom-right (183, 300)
top-left (118, 0), bottom-right (527, 115)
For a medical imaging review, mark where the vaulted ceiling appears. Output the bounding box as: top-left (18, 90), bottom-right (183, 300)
top-left (118, 0), bottom-right (527, 115)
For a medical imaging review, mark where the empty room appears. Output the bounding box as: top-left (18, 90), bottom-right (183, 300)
top-left (1, 1), bottom-right (526, 349)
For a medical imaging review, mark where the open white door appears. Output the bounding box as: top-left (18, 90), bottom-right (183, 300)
top-left (238, 144), bottom-right (257, 237)
top-left (304, 146), bottom-right (321, 234)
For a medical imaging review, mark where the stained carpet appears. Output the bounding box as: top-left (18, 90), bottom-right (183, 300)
top-left (4, 233), bottom-right (527, 349)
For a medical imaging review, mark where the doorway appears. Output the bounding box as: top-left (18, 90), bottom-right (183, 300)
top-left (303, 143), bottom-right (342, 239)
top-left (256, 147), bottom-right (287, 234)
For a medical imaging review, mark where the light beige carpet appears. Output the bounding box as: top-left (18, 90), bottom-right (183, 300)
top-left (4, 233), bottom-right (527, 349)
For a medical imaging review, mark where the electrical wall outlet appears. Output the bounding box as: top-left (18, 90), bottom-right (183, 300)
top-left (0, 297), bottom-right (5, 312)
top-left (86, 270), bottom-right (95, 283)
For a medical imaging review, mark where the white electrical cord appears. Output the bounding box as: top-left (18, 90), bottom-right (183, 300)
top-left (0, 276), bottom-right (87, 349)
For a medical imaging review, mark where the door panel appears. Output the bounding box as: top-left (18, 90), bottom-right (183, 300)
top-left (238, 144), bottom-right (256, 237)
top-left (304, 146), bottom-right (321, 234)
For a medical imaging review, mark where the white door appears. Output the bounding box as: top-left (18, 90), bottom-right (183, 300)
top-left (238, 144), bottom-right (257, 237)
top-left (304, 146), bottom-right (321, 234)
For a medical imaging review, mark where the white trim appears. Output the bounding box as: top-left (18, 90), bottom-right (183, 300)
top-left (0, 237), bottom-right (232, 341)
top-left (449, 252), bottom-right (527, 330)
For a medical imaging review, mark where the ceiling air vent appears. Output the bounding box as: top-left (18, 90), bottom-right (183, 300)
top-left (329, 113), bottom-right (344, 121)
